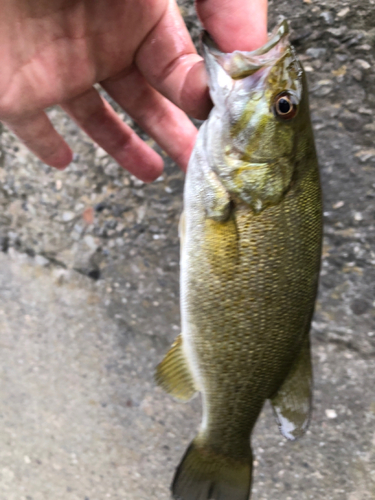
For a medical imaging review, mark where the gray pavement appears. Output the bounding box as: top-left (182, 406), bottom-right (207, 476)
top-left (0, 251), bottom-right (198, 500)
top-left (1, 0), bottom-right (375, 498)
top-left (0, 251), bottom-right (375, 500)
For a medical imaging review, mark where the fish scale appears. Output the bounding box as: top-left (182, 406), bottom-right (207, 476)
top-left (155, 20), bottom-right (322, 500)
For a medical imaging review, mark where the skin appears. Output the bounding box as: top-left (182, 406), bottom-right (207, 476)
top-left (0, 0), bottom-right (268, 182)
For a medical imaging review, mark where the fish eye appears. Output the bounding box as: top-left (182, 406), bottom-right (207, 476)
top-left (273, 92), bottom-right (298, 120)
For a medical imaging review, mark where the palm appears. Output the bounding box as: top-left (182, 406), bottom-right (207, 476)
top-left (0, 0), bottom-right (267, 180)
top-left (0, 0), bottom-right (203, 179)
top-left (2, 1), bottom-right (162, 111)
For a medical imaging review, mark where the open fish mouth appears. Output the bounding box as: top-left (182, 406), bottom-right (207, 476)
top-left (201, 20), bottom-right (290, 80)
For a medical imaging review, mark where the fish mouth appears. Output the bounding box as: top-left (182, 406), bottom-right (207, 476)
top-left (201, 21), bottom-right (290, 80)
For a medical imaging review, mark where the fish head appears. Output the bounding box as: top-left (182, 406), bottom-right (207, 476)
top-left (202, 21), bottom-right (313, 213)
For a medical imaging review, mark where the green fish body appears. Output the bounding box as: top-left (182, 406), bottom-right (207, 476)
top-left (156, 21), bottom-right (322, 500)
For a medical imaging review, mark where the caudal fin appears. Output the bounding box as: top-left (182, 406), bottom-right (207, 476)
top-left (172, 438), bottom-right (252, 500)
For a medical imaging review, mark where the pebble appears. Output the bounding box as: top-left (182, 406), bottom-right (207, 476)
top-left (327, 26), bottom-right (348, 37)
top-left (313, 80), bottom-right (333, 97)
top-left (352, 69), bottom-right (363, 81)
top-left (355, 59), bottom-right (371, 70)
top-left (357, 44), bottom-right (372, 51)
top-left (306, 47), bottom-right (327, 59)
top-left (351, 298), bottom-right (370, 315)
top-left (325, 409), bottom-right (338, 419)
top-left (358, 107), bottom-right (373, 115)
top-left (52, 268), bottom-right (70, 285)
top-left (83, 235), bottom-right (98, 251)
top-left (354, 149), bottom-right (375, 162)
top-left (62, 211), bottom-right (75, 222)
top-left (333, 201), bottom-right (345, 209)
top-left (131, 176), bottom-right (144, 188)
top-left (337, 7), bottom-right (350, 18)
top-left (95, 147), bottom-right (108, 159)
top-left (335, 54), bottom-right (348, 63)
top-left (332, 66), bottom-right (347, 77)
top-left (35, 255), bottom-right (49, 267)
top-left (320, 11), bottom-right (334, 24)
top-left (340, 112), bottom-right (365, 132)
top-left (364, 123), bottom-right (375, 133)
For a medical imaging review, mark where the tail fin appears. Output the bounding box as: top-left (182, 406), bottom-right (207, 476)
top-left (172, 438), bottom-right (252, 500)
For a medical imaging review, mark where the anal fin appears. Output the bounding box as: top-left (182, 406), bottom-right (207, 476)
top-left (270, 336), bottom-right (312, 441)
top-left (155, 334), bottom-right (197, 402)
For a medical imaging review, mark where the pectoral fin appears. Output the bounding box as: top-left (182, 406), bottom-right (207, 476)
top-left (203, 169), bottom-right (232, 221)
top-left (270, 337), bottom-right (312, 441)
top-left (192, 141), bottom-right (231, 222)
top-left (155, 334), bottom-right (197, 402)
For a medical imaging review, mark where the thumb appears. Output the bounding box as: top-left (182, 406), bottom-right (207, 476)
top-left (196, 0), bottom-right (268, 52)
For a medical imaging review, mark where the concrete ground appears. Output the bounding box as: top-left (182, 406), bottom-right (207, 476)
top-left (0, 0), bottom-right (375, 499)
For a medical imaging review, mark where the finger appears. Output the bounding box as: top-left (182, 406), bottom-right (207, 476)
top-left (4, 112), bottom-right (72, 169)
top-left (62, 87), bottom-right (164, 183)
top-left (196, 0), bottom-right (268, 52)
top-left (102, 66), bottom-right (198, 172)
top-left (136, 0), bottom-right (211, 120)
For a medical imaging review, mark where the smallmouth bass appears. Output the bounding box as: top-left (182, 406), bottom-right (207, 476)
top-left (156, 21), bottom-right (322, 500)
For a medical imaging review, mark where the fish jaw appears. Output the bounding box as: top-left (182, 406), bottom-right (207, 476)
top-left (202, 21), bottom-right (291, 90)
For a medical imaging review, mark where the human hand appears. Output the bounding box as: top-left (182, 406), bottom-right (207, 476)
top-left (0, 0), bottom-right (267, 182)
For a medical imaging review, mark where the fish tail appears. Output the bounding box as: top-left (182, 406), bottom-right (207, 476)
top-left (172, 436), bottom-right (252, 500)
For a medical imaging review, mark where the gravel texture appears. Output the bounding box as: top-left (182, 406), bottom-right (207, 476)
top-left (0, 0), bottom-right (375, 498)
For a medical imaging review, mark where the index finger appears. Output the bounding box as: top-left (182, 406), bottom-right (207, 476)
top-left (136, 0), bottom-right (211, 120)
top-left (196, 0), bottom-right (268, 52)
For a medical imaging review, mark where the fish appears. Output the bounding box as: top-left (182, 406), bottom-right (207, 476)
top-left (155, 20), bottom-right (322, 500)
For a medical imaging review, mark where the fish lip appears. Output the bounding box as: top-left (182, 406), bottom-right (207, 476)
top-left (201, 20), bottom-right (290, 79)
top-left (201, 20), bottom-right (289, 57)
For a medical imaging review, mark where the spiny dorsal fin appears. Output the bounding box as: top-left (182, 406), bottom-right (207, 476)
top-left (155, 334), bottom-right (197, 402)
top-left (270, 336), bottom-right (312, 440)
